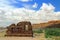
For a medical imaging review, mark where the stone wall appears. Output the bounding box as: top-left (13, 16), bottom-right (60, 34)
top-left (5, 21), bottom-right (33, 37)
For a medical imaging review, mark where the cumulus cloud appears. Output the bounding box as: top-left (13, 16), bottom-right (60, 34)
top-left (40, 3), bottom-right (55, 13)
top-left (0, 0), bottom-right (15, 11)
top-left (22, 2), bottom-right (38, 10)
top-left (0, 2), bottom-right (60, 27)
top-left (32, 3), bottom-right (38, 8)
top-left (37, 3), bottom-right (57, 21)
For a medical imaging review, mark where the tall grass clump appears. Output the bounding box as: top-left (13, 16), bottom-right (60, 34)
top-left (45, 28), bottom-right (60, 38)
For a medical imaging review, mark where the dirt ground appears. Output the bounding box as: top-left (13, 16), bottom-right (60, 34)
top-left (0, 29), bottom-right (47, 40)
top-left (0, 37), bottom-right (46, 40)
top-left (0, 33), bottom-right (46, 40)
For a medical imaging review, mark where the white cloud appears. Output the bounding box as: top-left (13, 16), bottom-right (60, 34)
top-left (40, 3), bottom-right (55, 13)
top-left (0, 0), bottom-right (15, 11)
top-left (32, 3), bottom-right (38, 8)
top-left (38, 3), bottom-right (57, 21)
top-left (22, 3), bottom-right (38, 10)
top-left (0, 2), bottom-right (60, 27)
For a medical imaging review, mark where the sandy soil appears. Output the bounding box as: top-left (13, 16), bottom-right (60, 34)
top-left (0, 33), bottom-right (46, 40)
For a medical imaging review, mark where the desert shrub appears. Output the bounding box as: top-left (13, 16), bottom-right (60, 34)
top-left (45, 28), bottom-right (60, 38)
top-left (33, 29), bottom-right (43, 33)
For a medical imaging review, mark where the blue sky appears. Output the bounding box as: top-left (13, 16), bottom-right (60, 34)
top-left (0, 0), bottom-right (60, 27)
top-left (8, 0), bottom-right (60, 11)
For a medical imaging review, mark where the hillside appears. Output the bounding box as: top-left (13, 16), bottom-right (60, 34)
top-left (32, 20), bottom-right (60, 29)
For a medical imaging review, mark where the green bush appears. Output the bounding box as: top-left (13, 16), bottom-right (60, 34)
top-left (45, 28), bottom-right (60, 38)
top-left (33, 29), bottom-right (43, 33)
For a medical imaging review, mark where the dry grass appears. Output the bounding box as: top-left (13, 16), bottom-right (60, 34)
top-left (0, 29), bottom-right (6, 37)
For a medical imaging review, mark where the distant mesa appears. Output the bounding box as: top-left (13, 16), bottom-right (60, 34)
top-left (32, 20), bottom-right (60, 29)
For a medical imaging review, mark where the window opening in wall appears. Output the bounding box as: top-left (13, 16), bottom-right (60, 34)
top-left (25, 25), bottom-right (28, 31)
